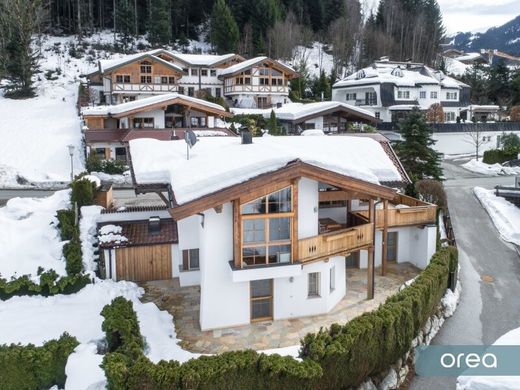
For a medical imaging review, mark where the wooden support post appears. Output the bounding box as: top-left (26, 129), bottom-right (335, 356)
top-left (382, 199), bottom-right (389, 276)
top-left (291, 179), bottom-right (299, 263)
top-left (233, 199), bottom-right (242, 268)
top-left (346, 199), bottom-right (352, 227)
top-left (367, 199), bottom-right (375, 300)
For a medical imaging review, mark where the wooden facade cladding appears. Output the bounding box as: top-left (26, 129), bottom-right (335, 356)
top-left (107, 59), bottom-right (184, 85)
top-left (355, 194), bottom-right (437, 229)
top-left (297, 223), bottom-right (373, 264)
top-left (169, 161), bottom-right (397, 221)
top-left (115, 244), bottom-right (172, 282)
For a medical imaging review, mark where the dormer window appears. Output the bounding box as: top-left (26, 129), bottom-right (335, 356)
top-left (391, 67), bottom-right (403, 77)
top-left (355, 70), bottom-right (365, 79)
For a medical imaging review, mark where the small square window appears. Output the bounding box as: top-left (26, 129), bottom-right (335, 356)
top-left (191, 68), bottom-right (198, 76)
top-left (182, 249), bottom-right (200, 271)
top-left (201, 69), bottom-right (208, 76)
top-left (210, 69), bottom-right (217, 76)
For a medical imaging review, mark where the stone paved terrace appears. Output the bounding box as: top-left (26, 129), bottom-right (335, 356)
top-left (139, 262), bottom-right (420, 354)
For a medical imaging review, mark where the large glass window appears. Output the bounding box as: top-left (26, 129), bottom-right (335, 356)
top-left (241, 187), bottom-right (293, 266)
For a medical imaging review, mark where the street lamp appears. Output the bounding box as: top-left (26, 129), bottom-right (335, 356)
top-left (67, 144), bottom-right (75, 182)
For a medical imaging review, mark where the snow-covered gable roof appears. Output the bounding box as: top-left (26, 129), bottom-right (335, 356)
top-left (454, 52), bottom-right (483, 62)
top-left (98, 50), bottom-right (184, 74)
top-left (220, 56), bottom-right (297, 77)
top-left (129, 136), bottom-right (403, 205)
top-left (81, 93), bottom-right (229, 117)
top-left (232, 102), bottom-right (376, 122)
top-left (169, 53), bottom-right (240, 66)
top-left (333, 61), bottom-right (469, 89)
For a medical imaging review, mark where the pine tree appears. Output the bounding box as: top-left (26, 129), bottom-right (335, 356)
top-left (0, 0), bottom-right (43, 98)
top-left (148, 0), bottom-right (171, 46)
top-left (394, 109), bottom-right (443, 182)
top-left (267, 109), bottom-right (280, 135)
top-left (210, 0), bottom-right (239, 54)
top-left (115, 0), bottom-right (135, 50)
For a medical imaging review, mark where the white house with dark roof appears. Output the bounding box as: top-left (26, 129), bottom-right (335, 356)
top-left (100, 135), bottom-right (438, 330)
top-left (332, 59), bottom-right (471, 123)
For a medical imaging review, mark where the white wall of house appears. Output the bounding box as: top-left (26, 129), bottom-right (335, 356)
top-left (298, 178), bottom-right (319, 239)
top-left (177, 215), bottom-right (202, 287)
top-left (133, 109), bottom-right (165, 128)
top-left (274, 256), bottom-right (346, 319)
top-left (432, 131), bottom-right (520, 156)
top-left (199, 203), bottom-right (250, 331)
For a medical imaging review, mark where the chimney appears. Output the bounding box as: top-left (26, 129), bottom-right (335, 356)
top-left (148, 216), bottom-right (161, 234)
top-left (240, 126), bottom-right (253, 144)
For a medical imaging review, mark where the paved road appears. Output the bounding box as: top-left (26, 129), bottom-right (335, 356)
top-left (0, 188), bottom-right (163, 207)
top-left (411, 161), bottom-right (520, 389)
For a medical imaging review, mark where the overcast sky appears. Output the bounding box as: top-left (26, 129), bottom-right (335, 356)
top-left (438, 0), bottom-right (520, 34)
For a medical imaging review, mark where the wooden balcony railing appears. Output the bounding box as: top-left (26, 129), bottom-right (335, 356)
top-left (356, 195), bottom-right (437, 228)
top-left (112, 83), bottom-right (178, 93)
top-left (298, 223), bottom-right (373, 264)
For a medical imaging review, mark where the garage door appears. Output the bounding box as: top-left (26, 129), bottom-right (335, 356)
top-left (116, 244), bottom-right (172, 282)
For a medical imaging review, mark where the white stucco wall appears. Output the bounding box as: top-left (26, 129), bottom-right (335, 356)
top-left (274, 256), bottom-right (346, 319)
top-left (432, 131), bottom-right (520, 156)
top-left (133, 109), bottom-right (164, 128)
top-left (298, 178), bottom-right (319, 239)
top-left (199, 204), bottom-right (250, 330)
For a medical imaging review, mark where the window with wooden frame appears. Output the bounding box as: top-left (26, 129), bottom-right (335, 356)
top-left (160, 76), bottom-right (176, 84)
top-left (241, 186), bottom-right (293, 266)
top-left (250, 279), bottom-right (273, 321)
top-left (140, 75), bottom-right (152, 84)
top-left (140, 61), bottom-right (152, 74)
top-left (308, 272), bottom-right (320, 297)
top-left (182, 249), bottom-right (200, 271)
top-left (132, 117), bottom-right (154, 128)
top-left (115, 74), bottom-right (130, 83)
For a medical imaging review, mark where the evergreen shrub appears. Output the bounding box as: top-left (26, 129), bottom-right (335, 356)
top-left (482, 149), bottom-right (517, 164)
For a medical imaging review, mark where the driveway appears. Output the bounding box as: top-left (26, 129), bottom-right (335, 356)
top-left (411, 160), bottom-right (520, 389)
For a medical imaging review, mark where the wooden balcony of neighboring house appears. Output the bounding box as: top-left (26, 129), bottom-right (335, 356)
top-left (112, 83), bottom-right (178, 93)
top-left (353, 194), bottom-right (437, 229)
top-left (298, 213), bottom-right (373, 264)
top-left (224, 84), bottom-right (289, 95)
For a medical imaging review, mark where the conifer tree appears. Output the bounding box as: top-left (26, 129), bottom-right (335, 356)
top-left (210, 0), bottom-right (239, 54)
top-left (394, 109), bottom-right (443, 182)
top-left (115, 0), bottom-right (135, 50)
top-left (148, 0), bottom-right (171, 46)
top-left (267, 109), bottom-right (280, 135)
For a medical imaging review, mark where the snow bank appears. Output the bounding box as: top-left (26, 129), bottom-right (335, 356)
top-left (0, 190), bottom-right (70, 278)
top-left (457, 327), bottom-right (520, 390)
top-left (65, 343), bottom-right (106, 390)
top-left (462, 159), bottom-right (520, 176)
top-left (130, 136), bottom-right (402, 205)
top-left (474, 187), bottom-right (520, 245)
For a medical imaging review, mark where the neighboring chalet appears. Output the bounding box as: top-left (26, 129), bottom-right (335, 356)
top-left (85, 50), bottom-right (297, 109)
top-left (98, 135), bottom-right (437, 330)
top-left (232, 101), bottom-right (380, 134)
top-left (332, 58), bottom-right (470, 123)
top-left (82, 93), bottom-right (234, 161)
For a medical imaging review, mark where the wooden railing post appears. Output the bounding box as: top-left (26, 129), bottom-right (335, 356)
top-left (367, 199), bottom-right (375, 300)
top-left (382, 199), bottom-right (388, 276)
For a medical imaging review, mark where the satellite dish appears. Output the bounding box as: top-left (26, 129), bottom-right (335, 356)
top-left (184, 130), bottom-right (198, 160)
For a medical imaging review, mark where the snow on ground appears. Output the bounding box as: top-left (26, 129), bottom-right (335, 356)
top-left (457, 326), bottom-right (520, 390)
top-left (0, 190), bottom-right (70, 278)
top-left (474, 187), bottom-right (520, 246)
top-left (0, 36), bottom-right (93, 187)
top-left (91, 171), bottom-right (133, 187)
top-left (65, 343), bottom-right (106, 390)
top-left (444, 57), bottom-right (471, 77)
top-left (462, 159), bottom-right (520, 176)
top-left (286, 42), bottom-right (334, 78)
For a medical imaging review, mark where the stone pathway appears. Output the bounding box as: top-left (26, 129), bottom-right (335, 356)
top-left (140, 262), bottom-right (420, 354)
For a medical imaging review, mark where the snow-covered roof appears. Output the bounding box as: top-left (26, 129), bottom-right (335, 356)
top-left (81, 93), bottom-right (228, 117)
top-left (170, 53), bottom-right (239, 66)
top-left (231, 102), bottom-right (376, 122)
top-left (333, 61), bottom-right (469, 89)
top-left (129, 136), bottom-right (403, 206)
top-left (388, 104), bottom-right (427, 111)
top-left (465, 105), bottom-right (500, 112)
top-left (98, 50), bottom-right (184, 73)
top-left (454, 52), bottom-right (483, 62)
top-left (219, 56), bottom-right (297, 77)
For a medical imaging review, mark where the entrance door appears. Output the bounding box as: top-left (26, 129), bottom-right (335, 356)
top-left (387, 232), bottom-right (398, 262)
top-left (250, 279), bottom-right (273, 322)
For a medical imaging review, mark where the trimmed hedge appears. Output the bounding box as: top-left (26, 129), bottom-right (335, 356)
top-left (0, 270), bottom-right (90, 300)
top-left (100, 298), bottom-right (322, 390)
top-left (100, 247), bottom-right (457, 390)
top-left (300, 246), bottom-right (458, 389)
top-left (56, 209), bottom-right (76, 240)
top-left (0, 333), bottom-right (79, 390)
top-left (482, 149), bottom-right (517, 164)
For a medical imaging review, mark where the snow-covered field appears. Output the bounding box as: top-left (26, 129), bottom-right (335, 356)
top-left (474, 187), bottom-right (520, 246)
top-left (0, 190), bottom-right (70, 278)
top-left (462, 159), bottom-right (520, 176)
top-left (457, 326), bottom-right (520, 390)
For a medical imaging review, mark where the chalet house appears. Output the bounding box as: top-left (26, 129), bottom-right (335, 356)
top-left (86, 50), bottom-right (297, 109)
top-left (232, 101), bottom-right (380, 134)
top-left (332, 58), bottom-right (471, 123)
top-left (98, 135), bottom-right (437, 330)
top-left (81, 93), bottom-right (235, 161)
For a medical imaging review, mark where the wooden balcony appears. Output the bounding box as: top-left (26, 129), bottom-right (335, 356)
top-left (298, 222), bottom-right (373, 264)
top-left (355, 194), bottom-right (437, 229)
top-left (224, 84), bottom-right (289, 94)
top-left (112, 83), bottom-right (178, 93)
